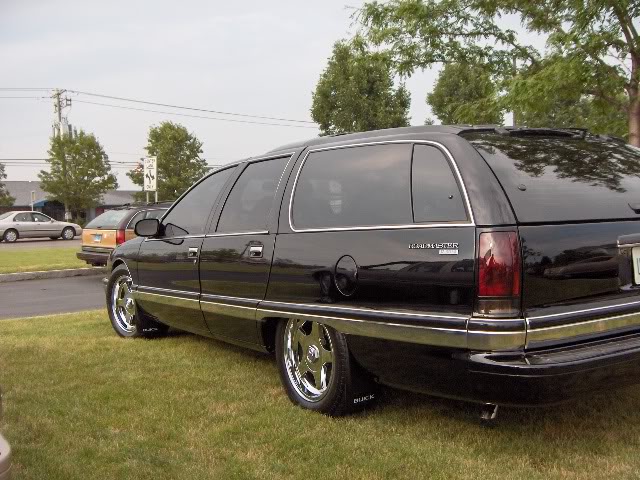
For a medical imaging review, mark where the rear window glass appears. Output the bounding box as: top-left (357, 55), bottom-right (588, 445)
top-left (0, 212), bottom-right (13, 220)
top-left (86, 209), bottom-right (129, 229)
top-left (463, 133), bottom-right (640, 223)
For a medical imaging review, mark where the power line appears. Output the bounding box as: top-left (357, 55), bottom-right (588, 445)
top-left (68, 89), bottom-right (316, 124)
top-left (73, 99), bottom-right (318, 129)
top-left (0, 96), bottom-right (48, 99)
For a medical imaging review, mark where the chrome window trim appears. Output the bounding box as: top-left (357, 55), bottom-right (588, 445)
top-left (144, 234), bottom-right (205, 242)
top-left (205, 230), bottom-right (269, 238)
top-left (287, 140), bottom-right (476, 233)
top-left (527, 299), bottom-right (640, 321)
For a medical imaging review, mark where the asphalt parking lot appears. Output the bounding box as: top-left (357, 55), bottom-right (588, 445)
top-left (0, 274), bottom-right (105, 319)
top-left (0, 237), bottom-right (81, 249)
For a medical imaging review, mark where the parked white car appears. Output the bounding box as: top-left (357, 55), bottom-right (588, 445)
top-left (0, 211), bottom-right (82, 242)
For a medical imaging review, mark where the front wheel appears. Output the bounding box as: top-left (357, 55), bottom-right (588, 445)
top-left (275, 318), bottom-right (378, 416)
top-left (62, 227), bottom-right (75, 240)
top-left (106, 264), bottom-right (168, 338)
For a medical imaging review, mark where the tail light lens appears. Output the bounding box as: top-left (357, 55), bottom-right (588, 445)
top-left (476, 231), bottom-right (521, 316)
top-left (116, 229), bottom-right (126, 246)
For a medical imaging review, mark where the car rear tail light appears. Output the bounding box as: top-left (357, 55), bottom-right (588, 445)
top-left (475, 231), bottom-right (521, 316)
top-left (116, 229), bottom-right (126, 246)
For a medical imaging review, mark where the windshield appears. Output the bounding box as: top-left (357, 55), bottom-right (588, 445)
top-left (463, 133), bottom-right (640, 223)
top-left (0, 212), bottom-right (14, 221)
top-left (85, 209), bottom-right (129, 229)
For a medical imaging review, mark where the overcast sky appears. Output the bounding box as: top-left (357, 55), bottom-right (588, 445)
top-left (0, 0), bottom-right (543, 190)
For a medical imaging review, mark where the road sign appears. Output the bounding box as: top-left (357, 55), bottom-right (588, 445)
top-left (143, 157), bottom-right (157, 192)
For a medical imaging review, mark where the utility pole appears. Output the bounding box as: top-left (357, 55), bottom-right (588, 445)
top-left (52, 89), bottom-right (73, 220)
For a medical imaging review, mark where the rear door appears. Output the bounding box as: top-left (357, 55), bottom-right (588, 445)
top-left (32, 212), bottom-right (58, 237)
top-left (13, 212), bottom-right (35, 238)
top-left (264, 141), bottom-right (476, 345)
top-left (135, 167), bottom-right (235, 336)
top-left (199, 154), bottom-right (293, 345)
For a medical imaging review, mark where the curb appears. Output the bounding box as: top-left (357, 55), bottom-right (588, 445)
top-left (0, 267), bottom-right (106, 284)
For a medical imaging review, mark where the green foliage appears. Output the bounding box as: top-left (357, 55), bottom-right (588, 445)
top-left (357, 0), bottom-right (639, 144)
top-left (427, 62), bottom-right (503, 125)
top-left (128, 121), bottom-right (208, 201)
top-left (39, 132), bottom-right (117, 217)
top-left (0, 162), bottom-right (15, 207)
top-left (311, 37), bottom-right (411, 135)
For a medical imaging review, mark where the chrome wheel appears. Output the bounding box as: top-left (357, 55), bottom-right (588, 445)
top-left (283, 319), bottom-right (334, 402)
top-left (63, 228), bottom-right (74, 240)
top-left (4, 230), bottom-right (17, 242)
top-left (111, 275), bottom-right (136, 333)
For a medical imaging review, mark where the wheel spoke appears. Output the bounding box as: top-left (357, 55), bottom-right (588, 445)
top-left (297, 357), bottom-right (310, 379)
top-left (313, 365), bottom-right (326, 390)
top-left (116, 298), bottom-right (125, 308)
top-left (319, 343), bottom-right (333, 367)
top-left (311, 321), bottom-right (324, 345)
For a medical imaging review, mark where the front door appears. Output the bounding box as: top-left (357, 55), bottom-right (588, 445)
top-left (199, 155), bottom-right (291, 345)
top-left (32, 212), bottom-right (59, 237)
top-left (135, 167), bottom-right (236, 336)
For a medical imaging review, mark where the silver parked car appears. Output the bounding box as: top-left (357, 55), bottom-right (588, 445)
top-left (0, 211), bottom-right (82, 243)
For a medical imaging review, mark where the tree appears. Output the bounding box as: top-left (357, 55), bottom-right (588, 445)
top-left (358, 0), bottom-right (639, 144)
top-left (0, 163), bottom-right (15, 207)
top-left (311, 37), bottom-right (411, 135)
top-left (39, 131), bottom-right (117, 219)
top-left (128, 121), bottom-right (207, 201)
top-left (427, 62), bottom-right (503, 125)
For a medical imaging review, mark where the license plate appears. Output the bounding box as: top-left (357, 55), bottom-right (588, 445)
top-left (93, 234), bottom-right (103, 243)
top-left (633, 247), bottom-right (640, 284)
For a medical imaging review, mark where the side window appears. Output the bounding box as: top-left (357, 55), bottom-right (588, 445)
top-left (146, 209), bottom-right (165, 220)
top-left (292, 144), bottom-right (413, 229)
top-left (162, 168), bottom-right (234, 237)
top-left (33, 213), bottom-right (49, 222)
top-left (14, 213), bottom-right (31, 222)
top-left (217, 157), bottom-right (288, 233)
top-left (412, 144), bottom-right (468, 223)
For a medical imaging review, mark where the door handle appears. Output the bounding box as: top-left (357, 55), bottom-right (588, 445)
top-left (188, 247), bottom-right (199, 262)
top-left (249, 245), bottom-right (263, 258)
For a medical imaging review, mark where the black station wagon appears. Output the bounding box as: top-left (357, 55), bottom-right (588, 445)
top-left (106, 125), bottom-right (640, 418)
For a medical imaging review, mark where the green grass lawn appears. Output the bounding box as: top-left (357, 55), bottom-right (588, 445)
top-left (2, 311), bottom-right (640, 479)
top-left (0, 247), bottom-right (87, 273)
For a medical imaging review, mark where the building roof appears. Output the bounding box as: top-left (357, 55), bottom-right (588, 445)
top-left (3, 181), bottom-right (138, 207)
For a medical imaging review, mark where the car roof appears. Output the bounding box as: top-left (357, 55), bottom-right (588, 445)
top-left (266, 124), bottom-right (500, 153)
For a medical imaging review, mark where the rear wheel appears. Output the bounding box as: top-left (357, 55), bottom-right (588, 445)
top-left (276, 318), bottom-right (378, 416)
top-left (62, 227), bottom-right (75, 240)
top-left (3, 229), bottom-right (18, 243)
top-left (106, 264), bottom-right (168, 338)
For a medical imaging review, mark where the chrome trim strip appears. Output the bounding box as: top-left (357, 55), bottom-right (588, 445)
top-left (467, 330), bottom-right (526, 351)
top-left (136, 285), bottom-right (199, 298)
top-left (526, 311), bottom-right (640, 348)
top-left (287, 140), bottom-right (476, 233)
top-left (257, 307), bottom-right (468, 349)
top-left (144, 234), bottom-right (205, 242)
top-left (261, 299), bottom-right (467, 320)
top-left (134, 290), bottom-right (200, 309)
top-left (205, 230), bottom-right (269, 238)
top-left (527, 299), bottom-right (640, 321)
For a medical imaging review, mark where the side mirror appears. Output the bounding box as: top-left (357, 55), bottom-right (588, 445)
top-left (135, 218), bottom-right (160, 237)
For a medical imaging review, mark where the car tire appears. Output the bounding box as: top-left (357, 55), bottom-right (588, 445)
top-left (3, 229), bottom-right (18, 243)
top-left (106, 264), bottom-right (169, 339)
top-left (62, 227), bottom-right (75, 240)
top-left (275, 318), bottom-right (378, 416)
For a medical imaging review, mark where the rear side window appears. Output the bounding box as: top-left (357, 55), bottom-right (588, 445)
top-left (464, 133), bottom-right (640, 223)
top-left (292, 144), bottom-right (413, 229)
top-left (162, 167), bottom-right (234, 237)
top-left (412, 144), bottom-right (468, 223)
top-left (14, 213), bottom-right (31, 222)
top-left (86, 210), bottom-right (129, 229)
top-left (217, 157), bottom-right (288, 233)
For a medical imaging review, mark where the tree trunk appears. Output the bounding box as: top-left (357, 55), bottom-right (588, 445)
top-left (630, 88), bottom-right (640, 147)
